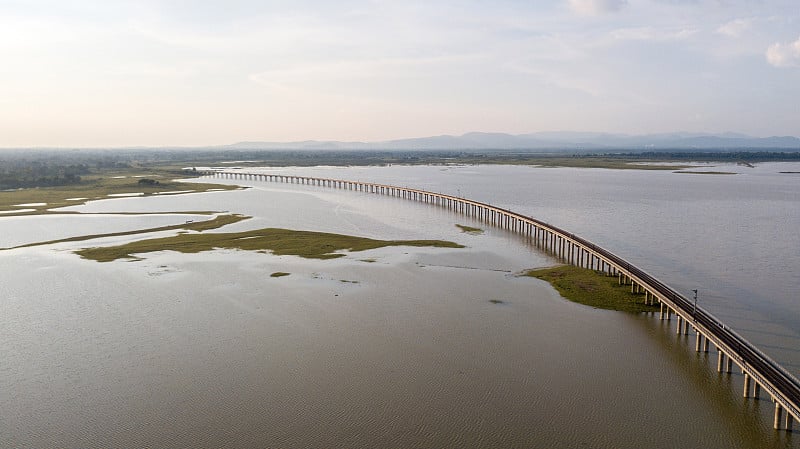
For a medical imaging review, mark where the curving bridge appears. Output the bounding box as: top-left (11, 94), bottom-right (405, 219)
top-left (205, 170), bottom-right (799, 431)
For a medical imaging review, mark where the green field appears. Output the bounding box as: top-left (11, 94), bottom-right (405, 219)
top-left (0, 171), bottom-right (239, 216)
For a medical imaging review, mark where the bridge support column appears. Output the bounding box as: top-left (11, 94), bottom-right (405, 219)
top-left (677, 316), bottom-right (683, 334)
top-left (754, 383), bottom-right (761, 398)
top-left (695, 332), bottom-right (702, 351)
top-left (717, 351), bottom-right (724, 372)
top-left (774, 403), bottom-right (784, 430)
top-left (702, 337), bottom-right (709, 352)
top-left (786, 413), bottom-right (793, 431)
top-left (660, 303), bottom-right (664, 320)
top-left (743, 373), bottom-right (751, 397)
top-left (683, 320), bottom-right (690, 335)
top-left (725, 356), bottom-right (732, 373)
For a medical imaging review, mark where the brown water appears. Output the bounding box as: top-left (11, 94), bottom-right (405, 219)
top-left (1, 167), bottom-right (798, 448)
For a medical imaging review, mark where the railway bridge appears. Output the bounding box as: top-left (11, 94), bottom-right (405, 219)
top-left (204, 170), bottom-right (799, 431)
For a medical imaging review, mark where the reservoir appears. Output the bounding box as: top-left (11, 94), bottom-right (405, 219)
top-left (1, 163), bottom-right (798, 448)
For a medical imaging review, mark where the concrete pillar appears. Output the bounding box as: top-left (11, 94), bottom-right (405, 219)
top-left (774, 403), bottom-right (784, 430)
top-left (717, 351), bottom-right (724, 372)
top-left (660, 303), bottom-right (664, 320)
top-left (743, 373), bottom-right (751, 397)
top-left (695, 332), bottom-right (702, 351)
top-left (754, 383), bottom-right (761, 398)
top-left (702, 338), bottom-right (709, 352)
top-left (684, 320), bottom-right (690, 335)
top-left (725, 356), bottom-right (732, 373)
top-left (786, 413), bottom-right (793, 431)
top-left (677, 316), bottom-right (683, 334)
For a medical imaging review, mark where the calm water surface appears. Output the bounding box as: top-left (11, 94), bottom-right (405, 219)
top-left (0, 164), bottom-right (798, 448)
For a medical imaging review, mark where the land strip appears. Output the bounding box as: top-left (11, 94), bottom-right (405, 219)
top-left (4, 214), bottom-right (249, 250)
top-left (0, 170), bottom-right (239, 216)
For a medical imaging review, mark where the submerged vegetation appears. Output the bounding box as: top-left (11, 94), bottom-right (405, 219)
top-left (523, 265), bottom-right (659, 313)
top-left (76, 227), bottom-right (464, 262)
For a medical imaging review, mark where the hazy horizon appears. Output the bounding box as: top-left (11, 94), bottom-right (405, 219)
top-left (1, 0), bottom-right (798, 147)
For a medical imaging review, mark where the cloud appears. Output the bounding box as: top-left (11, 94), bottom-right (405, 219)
top-left (716, 18), bottom-right (751, 38)
top-left (609, 26), bottom-right (697, 42)
top-left (568, 0), bottom-right (627, 15)
top-left (766, 36), bottom-right (800, 67)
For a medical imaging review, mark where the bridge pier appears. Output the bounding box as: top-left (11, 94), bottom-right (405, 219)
top-left (774, 403), bottom-right (784, 430)
top-left (744, 373), bottom-right (751, 397)
top-left (717, 351), bottom-right (725, 372)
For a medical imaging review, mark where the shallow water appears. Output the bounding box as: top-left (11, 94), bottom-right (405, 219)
top-left (0, 166), bottom-right (798, 448)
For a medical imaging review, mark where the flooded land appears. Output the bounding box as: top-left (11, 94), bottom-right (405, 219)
top-left (1, 163), bottom-right (799, 448)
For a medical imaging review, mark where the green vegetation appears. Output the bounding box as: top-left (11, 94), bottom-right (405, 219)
top-left (4, 214), bottom-right (249, 250)
top-left (270, 272), bottom-right (290, 277)
top-left (456, 224), bottom-right (484, 234)
top-left (75, 228), bottom-right (464, 262)
top-left (340, 279), bottom-right (359, 283)
top-left (0, 171), bottom-right (239, 215)
top-left (488, 299), bottom-right (505, 304)
top-left (523, 265), bottom-right (659, 313)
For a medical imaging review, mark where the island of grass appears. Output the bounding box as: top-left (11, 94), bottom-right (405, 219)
top-left (456, 224), bottom-right (484, 234)
top-left (270, 272), bottom-right (291, 278)
top-left (76, 228), bottom-right (464, 262)
top-left (523, 265), bottom-right (659, 313)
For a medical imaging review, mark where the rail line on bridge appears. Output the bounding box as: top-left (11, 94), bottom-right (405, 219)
top-left (206, 170), bottom-right (799, 431)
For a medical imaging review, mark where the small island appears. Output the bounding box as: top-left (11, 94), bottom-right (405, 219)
top-left (456, 224), bottom-right (484, 234)
top-left (76, 227), bottom-right (464, 262)
top-left (523, 265), bottom-right (660, 313)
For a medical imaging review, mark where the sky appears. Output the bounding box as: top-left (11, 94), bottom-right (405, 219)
top-left (0, 0), bottom-right (798, 147)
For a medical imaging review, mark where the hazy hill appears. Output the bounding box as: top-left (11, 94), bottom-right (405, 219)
top-left (227, 132), bottom-right (800, 151)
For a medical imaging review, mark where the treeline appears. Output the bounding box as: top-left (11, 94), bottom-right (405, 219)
top-left (600, 151), bottom-right (800, 161)
top-left (0, 162), bottom-right (90, 190)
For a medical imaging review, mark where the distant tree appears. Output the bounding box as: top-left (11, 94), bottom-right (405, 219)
top-left (137, 178), bottom-right (160, 186)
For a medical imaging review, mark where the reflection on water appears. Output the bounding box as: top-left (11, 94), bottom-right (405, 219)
top-left (0, 165), bottom-right (798, 448)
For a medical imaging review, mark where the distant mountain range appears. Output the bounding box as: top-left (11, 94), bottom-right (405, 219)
top-left (226, 132), bottom-right (800, 152)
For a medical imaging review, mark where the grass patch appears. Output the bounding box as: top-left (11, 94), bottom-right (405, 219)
top-left (488, 299), bottom-right (504, 304)
top-left (523, 265), bottom-right (659, 313)
top-left (270, 272), bottom-right (290, 278)
top-left (0, 170), bottom-right (239, 216)
top-left (456, 224), bottom-right (484, 234)
top-left (5, 214), bottom-right (249, 250)
top-left (340, 279), bottom-right (359, 284)
top-left (359, 258), bottom-right (377, 263)
top-left (75, 228), bottom-right (464, 262)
